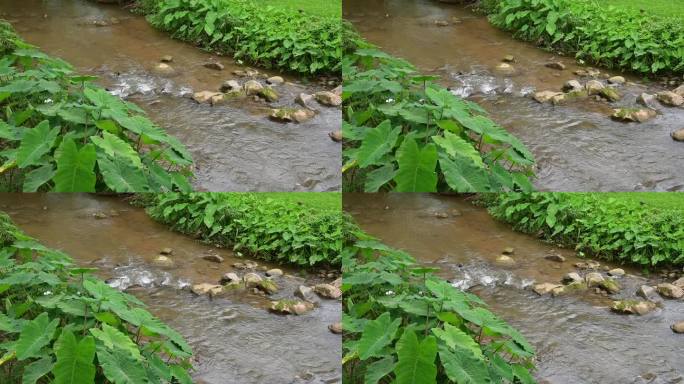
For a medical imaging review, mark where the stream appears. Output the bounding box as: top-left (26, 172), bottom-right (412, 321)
top-left (0, 194), bottom-right (342, 384)
top-left (345, 0), bottom-right (684, 192)
top-left (0, 0), bottom-right (341, 192)
top-left (345, 193), bottom-right (684, 384)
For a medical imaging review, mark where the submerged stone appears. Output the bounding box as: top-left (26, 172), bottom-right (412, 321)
top-left (657, 283), bottom-right (684, 299)
top-left (671, 128), bottom-right (684, 142)
top-left (258, 87), bottom-right (279, 102)
top-left (657, 91), bottom-right (684, 106)
top-left (314, 91), bottom-right (342, 107)
top-left (611, 300), bottom-right (656, 315)
top-left (545, 61), bottom-right (566, 70)
top-left (599, 87), bottom-right (621, 102)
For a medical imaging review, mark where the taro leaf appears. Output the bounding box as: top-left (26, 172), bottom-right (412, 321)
top-left (432, 323), bottom-right (483, 359)
top-left (0, 121), bottom-right (18, 141)
top-left (96, 346), bottom-right (148, 384)
top-left (22, 356), bottom-right (54, 384)
top-left (439, 154), bottom-right (490, 193)
top-left (425, 86), bottom-right (454, 107)
top-left (91, 131), bottom-right (143, 169)
top-left (0, 79), bottom-right (38, 93)
top-left (16, 120), bottom-right (59, 168)
top-left (97, 155), bottom-right (149, 192)
top-left (15, 312), bottom-right (59, 360)
top-left (170, 364), bottom-right (193, 384)
top-left (357, 312), bottom-right (401, 360)
top-left (394, 330), bottom-right (437, 384)
top-left (439, 344), bottom-right (492, 384)
top-left (53, 139), bottom-right (96, 192)
top-left (90, 323), bottom-right (142, 361)
top-left (356, 120), bottom-right (400, 168)
top-left (22, 164), bottom-right (56, 192)
top-left (364, 356), bottom-right (396, 384)
top-left (399, 106), bottom-right (429, 124)
top-left (512, 364), bottom-right (536, 384)
top-left (432, 131), bottom-right (483, 167)
top-left (364, 163), bottom-right (397, 192)
top-left (393, 138), bottom-right (437, 192)
top-left (52, 331), bottom-right (96, 384)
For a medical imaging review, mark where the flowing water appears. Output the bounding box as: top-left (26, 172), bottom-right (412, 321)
top-left (0, 194), bottom-right (342, 384)
top-left (345, 193), bottom-right (684, 384)
top-left (345, 0), bottom-right (684, 191)
top-left (0, 0), bottom-right (341, 192)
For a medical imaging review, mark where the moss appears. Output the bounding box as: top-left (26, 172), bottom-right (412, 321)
top-left (258, 87), bottom-right (279, 102)
top-left (599, 88), bottom-right (621, 102)
top-left (257, 279), bottom-right (279, 294)
top-left (611, 299), bottom-right (639, 313)
top-left (565, 90), bottom-right (589, 100)
top-left (599, 278), bottom-right (621, 294)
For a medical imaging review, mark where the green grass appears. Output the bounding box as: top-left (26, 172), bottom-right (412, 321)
top-left (581, 192), bottom-right (684, 212)
top-left (257, 192), bottom-right (341, 212)
top-left (260, 0), bottom-right (341, 18)
top-left (602, 0), bottom-right (684, 19)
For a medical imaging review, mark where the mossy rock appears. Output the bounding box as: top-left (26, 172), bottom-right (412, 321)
top-left (611, 299), bottom-right (639, 313)
top-left (224, 89), bottom-right (246, 100)
top-left (565, 281), bottom-right (588, 293)
top-left (565, 90), bottom-right (588, 100)
top-left (599, 278), bottom-right (621, 294)
top-left (599, 88), bottom-right (621, 102)
top-left (257, 279), bottom-right (279, 295)
top-left (258, 87), bottom-right (279, 102)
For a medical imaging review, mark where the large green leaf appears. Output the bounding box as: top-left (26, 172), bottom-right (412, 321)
top-left (393, 138), bottom-right (438, 192)
top-left (90, 323), bottom-right (142, 361)
top-left (15, 312), bottom-right (59, 360)
top-left (364, 356), bottom-right (396, 384)
top-left (22, 164), bottom-right (56, 192)
top-left (96, 346), bottom-right (148, 384)
top-left (22, 357), bottom-right (54, 384)
top-left (439, 345), bottom-right (492, 384)
top-left (439, 154), bottom-right (490, 192)
top-left (52, 331), bottom-right (96, 384)
top-left (91, 131), bottom-right (143, 168)
top-left (357, 312), bottom-right (401, 360)
top-left (16, 120), bottom-right (59, 168)
top-left (53, 139), bottom-right (96, 192)
top-left (356, 120), bottom-right (400, 168)
top-left (97, 155), bottom-right (149, 192)
top-left (364, 164), bottom-right (397, 192)
top-left (394, 330), bottom-right (437, 384)
top-left (432, 131), bottom-right (483, 168)
top-left (432, 323), bottom-right (483, 359)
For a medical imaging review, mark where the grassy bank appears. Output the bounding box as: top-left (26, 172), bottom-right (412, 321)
top-left (486, 193), bottom-right (684, 268)
top-left (485, 0), bottom-right (684, 76)
top-left (342, 226), bottom-right (536, 383)
top-left (0, 21), bottom-right (193, 193)
top-left (139, 193), bottom-right (344, 268)
top-left (136, 0), bottom-right (342, 75)
top-left (604, 0), bottom-right (684, 19)
top-left (0, 212), bottom-right (193, 383)
top-left (342, 37), bottom-right (536, 192)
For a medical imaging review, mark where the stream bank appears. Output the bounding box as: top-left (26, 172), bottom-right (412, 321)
top-left (344, 0), bottom-right (684, 191)
top-left (1, 0), bottom-right (341, 191)
top-left (1, 194), bottom-right (342, 384)
top-left (345, 193), bottom-right (684, 384)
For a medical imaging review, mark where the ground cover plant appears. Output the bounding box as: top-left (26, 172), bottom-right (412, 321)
top-left (487, 193), bottom-right (684, 268)
top-left (0, 21), bottom-right (193, 192)
top-left (144, 0), bottom-right (342, 75)
top-left (603, 0), bottom-right (684, 19)
top-left (342, 227), bottom-right (537, 383)
top-left (0, 212), bottom-right (194, 383)
top-left (342, 40), bottom-right (536, 192)
top-left (140, 193), bottom-right (345, 268)
top-left (486, 0), bottom-right (684, 75)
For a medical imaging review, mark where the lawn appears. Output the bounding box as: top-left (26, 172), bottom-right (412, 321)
top-left (256, 192), bottom-right (341, 211)
top-left (575, 193), bottom-right (684, 212)
top-left (260, 0), bottom-right (341, 18)
top-left (601, 0), bottom-right (684, 19)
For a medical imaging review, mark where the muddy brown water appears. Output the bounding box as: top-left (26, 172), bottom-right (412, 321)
top-left (0, 0), bottom-right (341, 192)
top-left (0, 194), bottom-right (341, 384)
top-left (345, 0), bottom-right (684, 192)
top-left (345, 193), bottom-right (684, 384)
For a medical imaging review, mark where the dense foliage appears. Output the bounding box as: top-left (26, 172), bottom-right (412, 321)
top-left (0, 21), bottom-right (193, 192)
top-left (488, 0), bottom-right (684, 75)
top-left (147, 0), bottom-right (342, 75)
top-left (487, 193), bottom-right (684, 267)
top-left (142, 193), bottom-right (345, 267)
top-left (342, 43), bottom-right (535, 192)
top-left (0, 212), bottom-right (194, 383)
top-left (342, 229), bottom-right (537, 383)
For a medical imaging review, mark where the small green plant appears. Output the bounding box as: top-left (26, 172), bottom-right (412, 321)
top-left (489, 0), bottom-right (684, 75)
top-left (0, 21), bottom-right (193, 192)
top-left (142, 193), bottom-right (346, 267)
top-left (342, 42), bottom-right (535, 192)
top-left (148, 0), bottom-right (342, 75)
top-left (342, 228), bottom-right (537, 383)
top-left (487, 193), bottom-right (684, 267)
top-left (0, 212), bottom-right (194, 383)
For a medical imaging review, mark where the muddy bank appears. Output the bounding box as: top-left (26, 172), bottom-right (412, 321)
top-left (345, 193), bottom-right (684, 384)
top-left (344, 0), bottom-right (684, 191)
top-left (0, 194), bottom-right (341, 384)
top-left (0, 0), bottom-right (341, 191)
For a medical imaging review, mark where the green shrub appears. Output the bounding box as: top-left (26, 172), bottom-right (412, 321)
top-left (342, 41), bottom-right (535, 192)
top-left (489, 0), bottom-right (684, 75)
top-left (0, 23), bottom-right (193, 192)
top-left (148, 0), bottom-right (342, 75)
top-left (0, 212), bottom-right (193, 383)
top-left (342, 228), bottom-right (537, 383)
top-left (143, 193), bottom-right (346, 267)
top-left (488, 193), bottom-right (684, 267)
